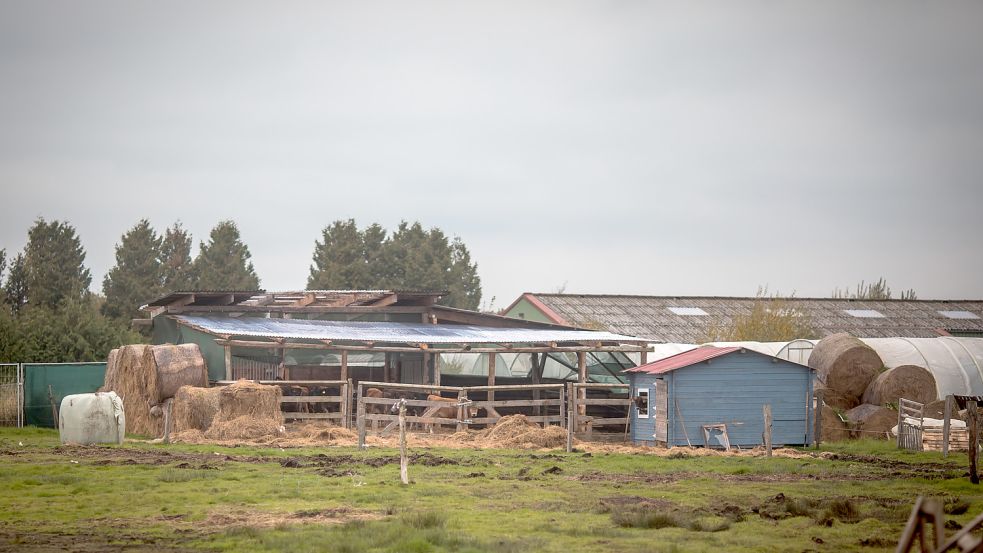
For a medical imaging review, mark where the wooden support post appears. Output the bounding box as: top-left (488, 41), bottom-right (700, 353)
top-left (340, 350), bottom-right (348, 383)
top-left (487, 353), bottom-right (496, 403)
top-left (970, 400), bottom-right (980, 485)
top-left (942, 395), bottom-right (953, 458)
top-left (224, 345), bottom-right (232, 380)
top-left (531, 353), bottom-right (544, 421)
top-left (456, 389), bottom-right (468, 433)
top-left (577, 352), bottom-right (587, 432)
top-left (357, 383), bottom-right (366, 449)
top-left (814, 395), bottom-right (823, 449)
top-left (763, 404), bottom-right (773, 457)
top-left (163, 399), bottom-right (173, 444)
top-left (344, 379), bottom-right (353, 429)
top-left (383, 353), bottom-right (391, 383)
top-left (566, 382), bottom-right (575, 453)
top-left (558, 380), bottom-right (566, 431)
top-left (423, 352), bottom-right (431, 385)
top-left (433, 353), bottom-right (441, 387)
top-left (640, 350), bottom-right (648, 366)
top-left (399, 401), bottom-right (409, 485)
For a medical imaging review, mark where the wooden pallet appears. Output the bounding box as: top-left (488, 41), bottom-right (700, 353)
top-left (923, 427), bottom-right (970, 452)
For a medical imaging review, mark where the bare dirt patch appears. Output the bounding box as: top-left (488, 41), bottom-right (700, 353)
top-left (197, 506), bottom-right (381, 529)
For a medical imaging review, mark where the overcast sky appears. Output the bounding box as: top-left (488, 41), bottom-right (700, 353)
top-left (1, 1), bottom-right (981, 308)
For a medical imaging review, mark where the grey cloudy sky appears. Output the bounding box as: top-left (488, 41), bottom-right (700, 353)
top-left (1, 1), bottom-right (981, 307)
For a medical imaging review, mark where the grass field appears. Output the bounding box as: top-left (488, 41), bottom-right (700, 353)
top-left (0, 427), bottom-right (981, 552)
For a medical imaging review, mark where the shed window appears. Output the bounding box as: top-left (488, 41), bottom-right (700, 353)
top-left (635, 388), bottom-right (649, 419)
top-left (667, 307), bottom-right (708, 316)
top-left (939, 310), bottom-right (980, 320)
top-left (843, 309), bottom-right (885, 318)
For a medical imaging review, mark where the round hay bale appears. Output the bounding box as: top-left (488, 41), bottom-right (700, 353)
top-left (817, 388), bottom-right (859, 411)
top-left (820, 404), bottom-right (850, 442)
top-left (152, 344), bottom-right (208, 402)
top-left (809, 333), bottom-right (883, 406)
top-left (171, 386), bottom-right (221, 433)
top-left (861, 365), bottom-right (937, 407)
top-left (214, 380), bottom-right (283, 425)
top-left (844, 404), bottom-right (896, 440)
top-left (922, 399), bottom-right (964, 422)
top-left (100, 344), bottom-right (162, 437)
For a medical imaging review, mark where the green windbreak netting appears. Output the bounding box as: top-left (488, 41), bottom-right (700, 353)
top-left (23, 363), bottom-right (106, 428)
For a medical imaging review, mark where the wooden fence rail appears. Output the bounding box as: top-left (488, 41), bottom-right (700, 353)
top-left (356, 381), bottom-right (566, 449)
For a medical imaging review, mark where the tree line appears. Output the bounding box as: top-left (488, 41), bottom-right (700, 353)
top-left (0, 218), bottom-right (482, 362)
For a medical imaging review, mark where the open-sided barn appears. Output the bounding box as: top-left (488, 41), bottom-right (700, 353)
top-left (624, 346), bottom-right (814, 448)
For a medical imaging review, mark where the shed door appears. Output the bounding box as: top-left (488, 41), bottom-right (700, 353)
top-left (400, 353), bottom-right (425, 384)
top-left (654, 379), bottom-right (668, 442)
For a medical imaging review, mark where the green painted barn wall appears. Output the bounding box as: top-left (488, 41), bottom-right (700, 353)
top-left (503, 297), bottom-right (552, 324)
top-left (23, 363), bottom-right (107, 427)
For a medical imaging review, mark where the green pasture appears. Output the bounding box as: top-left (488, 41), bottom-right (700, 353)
top-left (0, 427), bottom-right (980, 552)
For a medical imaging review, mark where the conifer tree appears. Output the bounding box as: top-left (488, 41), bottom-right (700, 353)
top-left (23, 218), bottom-right (92, 308)
top-left (4, 253), bottom-right (28, 314)
top-left (194, 221), bottom-right (260, 290)
top-left (307, 220), bottom-right (482, 309)
top-left (101, 219), bottom-right (164, 320)
top-left (308, 219), bottom-right (371, 289)
top-left (160, 222), bottom-right (195, 291)
top-left (447, 239), bottom-right (482, 310)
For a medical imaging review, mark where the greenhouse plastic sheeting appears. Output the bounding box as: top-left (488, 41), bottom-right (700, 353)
top-left (859, 337), bottom-right (983, 398)
top-left (23, 363), bottom-right (107, 428)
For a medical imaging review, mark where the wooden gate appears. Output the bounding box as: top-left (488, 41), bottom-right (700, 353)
top-left (566, 382), bottom-right (632, 451)
top-left (897, 398), bottom-right (925, 451)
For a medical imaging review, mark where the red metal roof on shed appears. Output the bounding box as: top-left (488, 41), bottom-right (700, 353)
top-left (624, 346), bottom-right (742, 375)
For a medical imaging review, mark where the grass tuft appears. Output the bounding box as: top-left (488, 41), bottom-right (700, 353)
top-left (157, 469), bottom-right (211, 483)
top-left (401, 510), bottom-right (447, 530)
top-left (611, 509), bottom-right (683, 529)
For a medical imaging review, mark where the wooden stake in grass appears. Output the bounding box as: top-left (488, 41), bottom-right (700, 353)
top-left (969, 400), bottom-right (979, 485)
top-left (394, 398), bottom-right (409, 485)
top-left (763, 403), bottom-right (772, 458)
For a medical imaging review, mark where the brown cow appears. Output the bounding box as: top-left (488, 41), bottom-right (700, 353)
top-left (364, 387), bottom-right (386, 429)
top-left (281, 385), bottom-right (311, 416)
top-left (424, 394), bottom-right (479, 433)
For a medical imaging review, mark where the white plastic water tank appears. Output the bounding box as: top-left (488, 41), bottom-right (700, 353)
top-left (58, 391), bottom-right (125, 445)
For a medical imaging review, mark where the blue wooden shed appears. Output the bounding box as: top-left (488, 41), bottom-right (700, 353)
top-left (624, 346), bottom-right (814, 448)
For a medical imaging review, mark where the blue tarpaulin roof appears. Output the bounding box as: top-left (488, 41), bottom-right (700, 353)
top-left (174, 315), bottom-right (645, 345)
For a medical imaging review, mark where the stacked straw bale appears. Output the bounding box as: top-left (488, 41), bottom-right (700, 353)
top-left (171, 386), bottom-right (222, 433)
top-left (203, 380), bottom-right (284, 441)
top-left (101, 345), bottom-right (161, 437)
top-left (809, 333), bottom-right (883, 410)
top-left (861, 365), bottom-right (937, 406)
top-left (100, 343), bottom-right (208, 437)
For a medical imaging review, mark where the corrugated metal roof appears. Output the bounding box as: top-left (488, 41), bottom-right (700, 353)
top-left (517, 294), bottom-right (983, 341)
top-left (174, 315), bottom-right (646, 344)
top-left (624, 346), bottom-right (742, 374)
